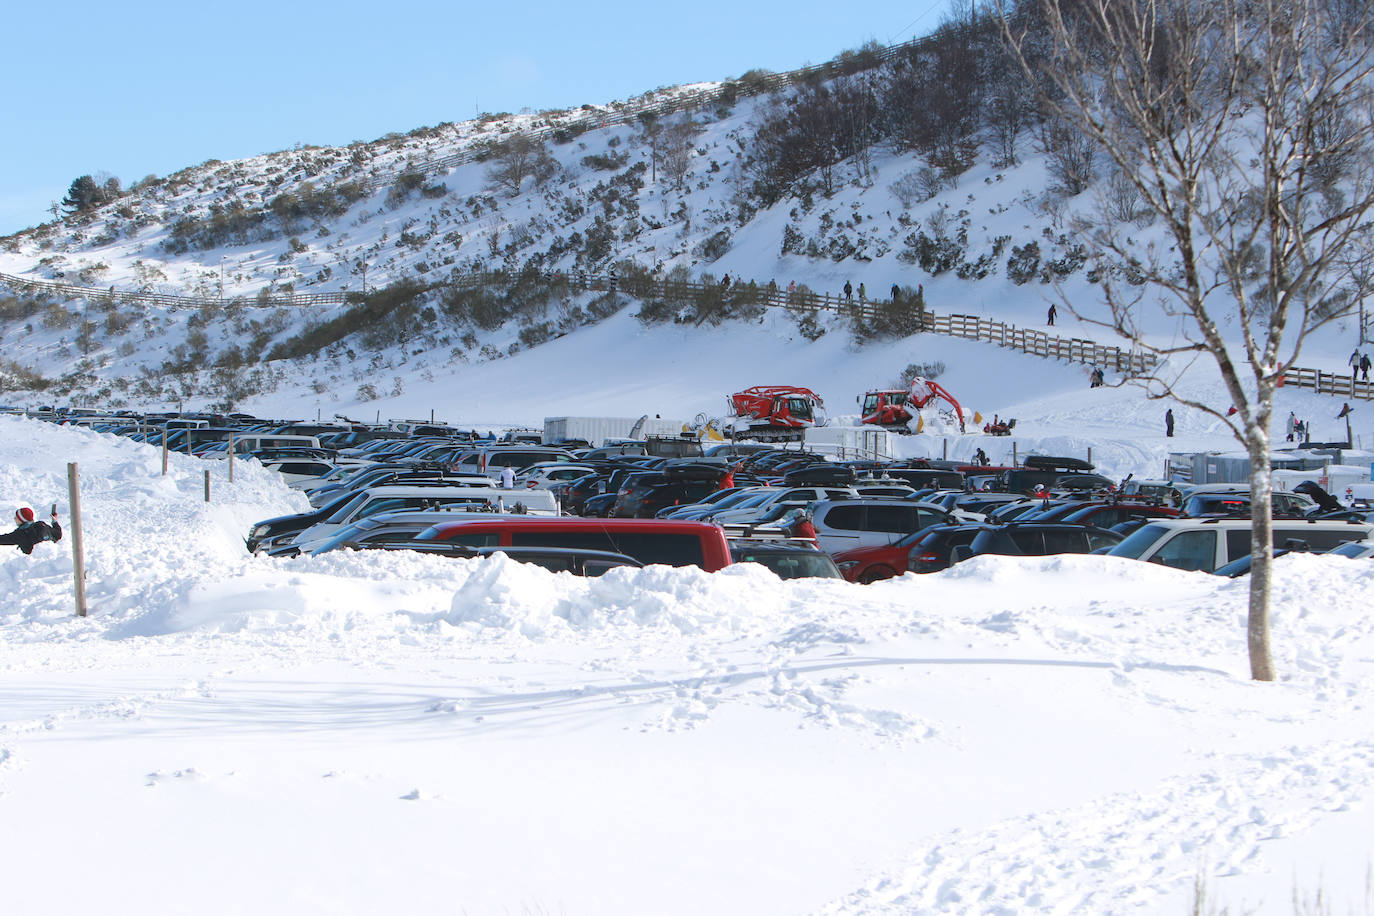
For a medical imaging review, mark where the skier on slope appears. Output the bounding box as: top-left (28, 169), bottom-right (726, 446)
top-left (0, 506), bottom-right (63, 555)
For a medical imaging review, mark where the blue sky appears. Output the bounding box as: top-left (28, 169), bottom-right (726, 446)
top-left (0, 0), bottom-right (951, 236)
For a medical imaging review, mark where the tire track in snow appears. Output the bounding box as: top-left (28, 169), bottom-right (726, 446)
top-left (819, 740), bottom-right (1374, 915)
top-left (0, 680), bottom-right (212, 798)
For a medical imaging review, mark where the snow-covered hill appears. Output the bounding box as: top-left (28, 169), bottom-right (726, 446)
top-left (0, 32), bottom-right (1367, 442)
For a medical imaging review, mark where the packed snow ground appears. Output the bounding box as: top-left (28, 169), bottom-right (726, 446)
top-left (2, 408), bottom-right (1372, 915)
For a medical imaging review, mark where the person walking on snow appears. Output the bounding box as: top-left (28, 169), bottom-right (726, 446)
top-left (1286, 411), bottom-right (1298, 442)
top-left (1351, 348), bottom-right (1361, 372)
top-left (843, 281), bottom-right (853, 301)
top-left (857, 282), bottom-right (866, 301)
top-left (1361, 353), bottom-right (1371, 382)
top-left (0, 506), bottom-right (62, 555)
top-left (1047, 304), bottom-right (1057, 326)
top-left (1165, 408), bottom-right (1175, 437)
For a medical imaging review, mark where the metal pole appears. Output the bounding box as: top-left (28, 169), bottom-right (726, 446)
top-left (162, 429), bottom-right (168, 475)
top-left (228, 435), bottom-right (235, 483)
top-left (1013, 442), bottom-right (1019, 465)
top-left (67, 463), bottom-right (87, 618)
top-left (204, 470), bottom-right (211, 502)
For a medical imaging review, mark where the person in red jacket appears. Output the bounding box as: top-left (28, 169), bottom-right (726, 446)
top-left (0, 506), bottom-right (63, 555)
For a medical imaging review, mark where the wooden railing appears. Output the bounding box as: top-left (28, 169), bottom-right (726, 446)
top-left (1279, 365), bottom-right (1374, 401)
top-left (19, 264), bottom-right (1373, 400)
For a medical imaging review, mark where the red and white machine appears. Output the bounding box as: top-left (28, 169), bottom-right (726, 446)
top-left (859, 377), bottom-right (968, 433)
top-left (727, 385), bottom-right (827, 442)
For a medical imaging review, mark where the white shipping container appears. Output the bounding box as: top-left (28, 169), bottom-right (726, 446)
top-left (543, 416), bottom-right (689, 447)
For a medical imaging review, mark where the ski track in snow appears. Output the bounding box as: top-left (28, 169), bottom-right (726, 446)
top-left (821, 740), bottom-right (1374, 915)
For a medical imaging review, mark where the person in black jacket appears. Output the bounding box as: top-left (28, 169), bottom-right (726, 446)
top-left (0, 506), bottom-right (62, 555)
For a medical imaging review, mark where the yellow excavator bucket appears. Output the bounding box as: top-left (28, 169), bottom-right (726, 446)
top-left (916, 415), bottom-right (925, 433)
top-left (973, 411), bottom-right (984, 425)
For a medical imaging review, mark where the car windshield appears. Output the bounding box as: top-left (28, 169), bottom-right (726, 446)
top-left (324, 490), bottom-right (373, 524)
top-left (1108, 522), bottom-right (1171, 559)
top-left (1327, 541), bottom-right (1374, 558)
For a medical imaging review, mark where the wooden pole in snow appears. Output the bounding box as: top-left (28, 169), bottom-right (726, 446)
top-left (67, 462), bottom-right (87, 618)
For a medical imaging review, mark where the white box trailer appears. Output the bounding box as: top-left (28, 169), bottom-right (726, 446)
top-left (543, 416), bottom-right (687, 447)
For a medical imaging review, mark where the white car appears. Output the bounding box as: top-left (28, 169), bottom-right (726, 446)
top-left (514, 464), bottom-right (598, 490)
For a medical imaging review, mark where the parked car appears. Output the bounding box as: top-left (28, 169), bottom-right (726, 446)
top-left (805, 498), bottom-right (954, 555)
top-left (1057, 503), bottom-right (1180, 528)
top-left (286, 485), bottom-right (560, 552)
top-left (655, 486), bottom-right (754, 519)
top-left (1326, 539), bottom-right (1374, 559)
top-left (515, 463), bottom-right (598, 490)
top-left (1106, 517), bottom-right (1374, 572)
top-left (728, 539), bottom-right (844, 579)
top-left (833, 523), bottom-right (994, 582)
top-left (612, 464), bottom-right (726, 518)
top-left (469, 546), bottom-right (643, 576)
top-left (417, 517), bottom-right (733, 571)
top-left (953, 523), bottom-right (1124, 563)
top-left (708, 486), bottom-right (858, 525)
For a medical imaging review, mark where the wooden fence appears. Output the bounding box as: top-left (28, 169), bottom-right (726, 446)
top-left (1279, 365), bottom-right (1374, 401)
top-left (18, 264), bottom-right (1374, 400)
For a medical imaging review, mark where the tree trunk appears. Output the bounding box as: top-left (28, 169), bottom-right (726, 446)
top-left (1246, 429), bottom-right (1276, 681)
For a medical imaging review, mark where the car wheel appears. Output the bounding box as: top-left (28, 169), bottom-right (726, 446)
top-left (858, 565), bottom-right (897, 584)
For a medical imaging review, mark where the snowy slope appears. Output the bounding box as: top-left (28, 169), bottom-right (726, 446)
top-left (1, 53), bottom-right (1369, 429)
top-left (1, 417), bottom-right (1372, 915)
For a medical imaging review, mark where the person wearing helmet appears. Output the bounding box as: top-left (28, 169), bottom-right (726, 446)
top-left (0, 505), bottom-right (62, 555)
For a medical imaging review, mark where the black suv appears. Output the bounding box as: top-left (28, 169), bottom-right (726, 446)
top-left (955, 523), bottom-right (1123, 562)
top-left (613, 465), bottom-right (726, 518)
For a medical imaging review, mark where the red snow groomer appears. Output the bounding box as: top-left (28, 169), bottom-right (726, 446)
top-left (860, 377), bottom-right (968, 433)
top-left (727, 385), bottom-right (827, 442)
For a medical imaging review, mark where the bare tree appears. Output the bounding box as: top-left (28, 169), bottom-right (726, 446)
top-left (659, 117), bottom-right (702, 192)
top-left (1002, 0), bottom-right (1374, 680)
top-left (485, 135), bottom-right (558, 197)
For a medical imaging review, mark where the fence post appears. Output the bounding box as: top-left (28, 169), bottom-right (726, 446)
top-left (204, 470), bottom-right (211, 502)
top-left (228, 435), bottom-right (235, 483)
top-left (1013, 442), bottom-right (1018, 465)
top-left (67, 462), bottom-right (87, 618)
top-left (161, 429), bottom-right (168, 475)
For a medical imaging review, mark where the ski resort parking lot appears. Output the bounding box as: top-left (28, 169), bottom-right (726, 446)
top-left (1, 416), bottom-right (1372, 915)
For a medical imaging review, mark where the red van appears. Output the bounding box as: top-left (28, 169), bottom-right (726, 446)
top-left (416, 517), bottom-right (732, 571)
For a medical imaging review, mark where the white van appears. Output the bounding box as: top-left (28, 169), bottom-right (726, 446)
top-left (1107, 517), bottom-right (1374, 573)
